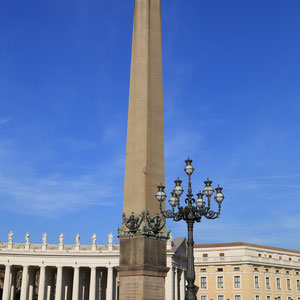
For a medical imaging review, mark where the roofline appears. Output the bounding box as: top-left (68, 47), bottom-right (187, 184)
top-left (194, 242), bottom-right (300, 254)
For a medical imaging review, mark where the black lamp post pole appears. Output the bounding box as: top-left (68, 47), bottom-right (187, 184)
top-left (155, 158), bottom-right (225, 300)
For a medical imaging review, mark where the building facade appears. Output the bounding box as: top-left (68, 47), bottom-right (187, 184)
top-left (1, 235), bottom-right (300, 300)
top-left (0, 234), bottom-right (186, 300)
top-left (194, 242), bottom-right (300, 300)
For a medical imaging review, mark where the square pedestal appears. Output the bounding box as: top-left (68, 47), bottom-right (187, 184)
top-left (118, 234), bottom-right (169, 300)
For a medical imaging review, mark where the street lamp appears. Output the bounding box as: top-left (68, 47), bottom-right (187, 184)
top-left (155, 158), bottom-right (225, 300)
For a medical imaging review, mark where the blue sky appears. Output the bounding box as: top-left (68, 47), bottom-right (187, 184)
top-left (0, 0), bottom-right (299, 249)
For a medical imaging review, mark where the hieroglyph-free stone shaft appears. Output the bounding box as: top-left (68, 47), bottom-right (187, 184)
top-left (123, 0), bottom-right (165, 218)
top-left (119, 0), bottom-right (168, 299)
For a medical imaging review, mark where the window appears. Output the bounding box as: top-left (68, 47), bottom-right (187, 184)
top-left (255, 296), bottom-right (260, 300)
top-left (217, 268), bottom-right (223, 272)
top-left (265, 269), bottom-right (269, 273)
top-left (297, 279), bottom-right (300, 291)
top-left (269, 255), bottom-right (272, 258)
top-left (296, 271), bottom-right (299, 275)
top-left (254, 268), bottom-right (258, 272)
top-left (258, 254), bottom-right (262, 257)
top-left (234, 276), bottom-right (241, 288)
top-left (217, 276), bottom-right (224, 289)
top-left (200, 277), bottom-right (207, 289)
top-left (219, 253), bottom-right (225, 257)
top-left (287, 297), bottom-right (292, 300)
top-left (276, 269), bottom-right (279, 273)
top-left (287, 278), bottom-right (291, 290)
top-left (255, 276), bottom-right (259, 289)
top-left (235, 296), bottom-right (241, 300)
top-left (276, 277), bottom-right (281, 290)
top-left (286, 271), bottom-right (289, 274)
top-left (200, 296), bottom-right (207, 300)
top-left (265, 277), bottom-right (270, 290)
top-left (217, 296), bottom-right (224, 300)
top-left (203, 253), bottom-right (208, 257)
top-left (234, 267), bottom-right (240, 271)
top-left (266, 296), bottom-right (270, 300)
top-left (200, 268), bottom-right (207, 272)
top-left (277, 297), bottom-right (281, 300)
top-left (289, 257), bottom-right (292, 261)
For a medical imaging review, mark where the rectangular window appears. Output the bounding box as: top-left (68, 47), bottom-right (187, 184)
top-left (217, 276), bottom-right (224, 289)
top-left (287, 278), bottom-right (291, 290)
top-left (276, 277), bottom-right (281, 290)
top-left (200, 296), bottom-right (207, 300)
top-left (255, 276), bottom-right (259, 289)
top-left (266, 277), bottom-right (270, 289)
top-left (288, 297), bottom-right (292, 300)
top-left (255, 296), bottom-right (259, 300)
top-left (266, 296), bottom-right (270, 300)
top-left (297, 279), bottom-right (300, 291)
top-left (277, 297), bottom-right (281, 300)
top-left (200, 277), bottom-right (207, 289)
top-left (234, 276), bottom-right (241, 288)
top-left (217, 296), bottom-right (224, 300)
top-left (217, 268), bottom-right (223, 272)
top-left (219, 253), bottom-right (225, 257)
top-left (234, 267), bottom-right (240, 271)
top-left (203, 253), bottom-right (208, 257)
top-left (200, 268), bottom-right (207, 272)
top-left (235, 296), bottom-right (241, 300)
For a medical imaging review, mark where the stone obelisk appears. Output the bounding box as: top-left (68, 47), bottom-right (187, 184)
top-left (118, 0), bottom-right (168, 299)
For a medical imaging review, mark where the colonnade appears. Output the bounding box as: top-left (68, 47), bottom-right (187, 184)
top-left (165, 266), bottom-right (186, 300)
top-left (1, 264), bottom-right (116, 300)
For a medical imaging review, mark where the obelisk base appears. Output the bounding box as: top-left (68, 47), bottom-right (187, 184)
top-left (118, 234), bottom-right (169, 300)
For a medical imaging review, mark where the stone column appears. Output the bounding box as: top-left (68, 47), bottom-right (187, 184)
top-left (165, 268), bottom-right (172, 300)
top-left (20, 266), bottom-right (29, 300)
top-left (174, 268), bottom-right (178, 300)
top-left (38, 266), bottom-right (46, 300)
top-left (10, 268), bottom-right (17, 300)
top-left (180, 270), bottom-right (185, 300)
top-left (89, 267), bottom-right (96, 300)
top-left (28, 268), bottom-right (37, 300)
top-left (72, 267), bottom-right (80, 300)
top-left (3, 265), bottom-right (11, 300)
top-left (106, 267), bottom-right (113, 300)
top-left (55, 267), bottom-right (63, 300)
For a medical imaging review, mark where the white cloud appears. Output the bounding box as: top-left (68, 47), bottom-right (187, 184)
top-left (0, 137), bottom-right (123, 217)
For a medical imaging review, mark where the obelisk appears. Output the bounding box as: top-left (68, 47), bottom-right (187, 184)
top-left (118, 0), bottom-right (168, 299)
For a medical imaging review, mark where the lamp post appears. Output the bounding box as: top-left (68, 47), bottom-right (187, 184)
top-left (155, 158), bottom-right (225, 300)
